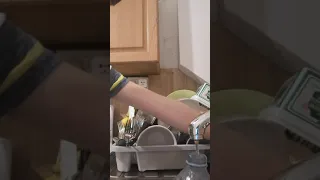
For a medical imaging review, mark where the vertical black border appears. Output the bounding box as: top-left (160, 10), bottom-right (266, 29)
top-left (210, 0), bottom-right (215, 177)
top-left (106, 0), bottom-right (111, 175)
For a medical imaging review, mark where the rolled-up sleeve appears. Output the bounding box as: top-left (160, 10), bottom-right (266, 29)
top-left (0, 19), bottom-right (61, 117)
top-left (110, 66), bottom-right (129, 98)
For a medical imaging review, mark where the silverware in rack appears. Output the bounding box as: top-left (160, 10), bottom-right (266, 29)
top-left (124, 106), bottom-right (136, 146)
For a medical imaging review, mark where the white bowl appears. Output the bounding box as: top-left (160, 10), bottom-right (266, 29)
top-left (136, 125), bottom-right (177, 146)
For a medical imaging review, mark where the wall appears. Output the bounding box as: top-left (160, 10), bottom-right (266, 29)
top-left (177, 0), bottom-right (211, 83)
top-left (223, 0), bottom-right (320, 70)
top-left (158, 0), bottom-right (179, 68)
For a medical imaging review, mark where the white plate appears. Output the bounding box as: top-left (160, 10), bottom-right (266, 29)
top-left (136, 125), bottom-right (177, 146)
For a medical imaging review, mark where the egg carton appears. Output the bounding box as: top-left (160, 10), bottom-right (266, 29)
top-left (110, 144), bottom-right (210, 172)
top-left (260, 68), bottom-right (320, 154)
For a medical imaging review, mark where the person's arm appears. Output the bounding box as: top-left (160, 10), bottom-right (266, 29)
top-left (1, 18), bottom-right (209, 158)
top-left (114, 81), bottom-right (210, 140)
top-left (9, 64), bottom-right (209, 157)
top-left (0, 19), bottom-right (111, 155)
top-left (7, 63), bottom-right (111, 155)
top-left (109, 67), bottom-right (210, 140)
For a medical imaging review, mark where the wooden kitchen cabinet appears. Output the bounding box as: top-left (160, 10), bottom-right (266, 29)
top-left (10, 0), bottom-right (51, 2)
top-left (0, 1), bottom-right (108, 50)
top-left (110, 0), bottom-right (160, 76)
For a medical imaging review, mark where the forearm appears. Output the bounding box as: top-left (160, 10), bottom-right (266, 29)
top-left (114, 82), bottom-right (208, 137)
top-left (8, 63), bottom-right (110, 155)
top-left (204, 125), bottom-right (210, 140)
top-left (0, 19), bottom-right (111, 154)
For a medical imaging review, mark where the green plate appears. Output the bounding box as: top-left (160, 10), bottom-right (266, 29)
top-left (211, 89), bottom-right (274, 119)
top-left (167, 90), bottom-right (196, 100)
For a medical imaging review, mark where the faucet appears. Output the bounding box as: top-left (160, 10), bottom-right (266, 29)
top-left (188, 110), bottom-right (210, 143)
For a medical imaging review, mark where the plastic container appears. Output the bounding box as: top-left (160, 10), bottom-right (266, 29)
top-left (110, 144), bottom-right (210, 172)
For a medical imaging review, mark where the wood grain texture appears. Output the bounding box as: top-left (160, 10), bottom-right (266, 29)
top-left (110, 0), bottom-right (144, 48)
top-left (2, 1), bottom-right (107, 44)
top-left (110, 0), bottom-right (159, 75)
top-left (220, 9), bottom-right (310, 73)
top-left (112, 61), bottom-right (160, 76)
top-left (212, 23), bottom-right (293, 96)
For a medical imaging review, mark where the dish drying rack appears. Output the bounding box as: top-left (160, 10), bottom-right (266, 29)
top-left (111, 143), bottom-right (210, 172)
top-left (260, 67), bottom-right (320, 154)
top-left (111, 83), bottom-right (211, 173)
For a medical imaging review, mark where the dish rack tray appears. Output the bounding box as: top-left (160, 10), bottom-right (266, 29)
top-left (110, 144), bottom-right (210, 172)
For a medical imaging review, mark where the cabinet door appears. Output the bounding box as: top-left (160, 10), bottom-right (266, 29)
top-left (10, 0), bottom-right (51, 2)
top-left (4, 2), bottom-right (107, 50)
top-left (110, 0), bottom-right (159, 76)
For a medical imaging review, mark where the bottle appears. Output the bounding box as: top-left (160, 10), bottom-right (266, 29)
top-left (176, 152), bottom-right (210, 180)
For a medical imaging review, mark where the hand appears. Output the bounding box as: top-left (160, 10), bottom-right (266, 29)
top-left (204, 125), bottom-right (210, 140)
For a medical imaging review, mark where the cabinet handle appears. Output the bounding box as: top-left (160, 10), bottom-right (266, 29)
top-left (110, 0), bottom-right (121, 6)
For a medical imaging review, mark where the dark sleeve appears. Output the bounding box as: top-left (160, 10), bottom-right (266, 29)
top-left (110, 66), bottom-right (129, 98)
top-left (0, 20), bottom-right (61, 117)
